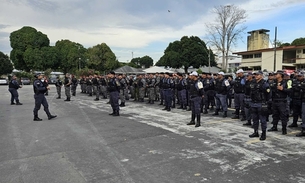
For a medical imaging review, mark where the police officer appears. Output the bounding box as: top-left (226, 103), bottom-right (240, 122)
top-left (243, 72), bottom-right (254, 126)
top-left (177, 73), bottom-right (187, 110)
top-left (187, 71), bottom-right (205, 127)
top-left (138, 74), bottom-right (146, 102)
top-left (33, 73), bottom-right (57, 121)
top-left (71, 75), bottom-right (78, 96)
top-left (249, 71), bottom-right (271, 141)
top-left (158, 72), bottom-right (165, 105)
top-left (288, 72), bottom-right (304, 127)
top-left (80, 75), bottom-right (86, 93)
top-left (86, 75), bottom-right (93, 96)
top-left (92, 74), bottom-right (100, 101)
top-left (107, 71), bottom-right (120, 116)
top-left (296, 72), bottom-right (305, 137)
top-left (162, 72), bottom-right (174, 111)
top-left (99, 75), bottom-right (108, 99)
top-left (146, 73), bottom-right (156, 104)
top-left (204, 73), bottom-right (215, 113)
top-left (118, 74), bottom-right (126, 106)
top-left (268, 70), bottom-right (292, 135)
top-left (64, 73), bottom-right (72, 101)
top-left (232, 69), bottom-right (246, 120)
top-left (213, 72), bottom-right (230, 117)
top-left (55, 76), bottom-right (63, 99)
top-left (8, 75), bottom-right (23, 105)
top-left (155, 73), bottom-right (161, 101)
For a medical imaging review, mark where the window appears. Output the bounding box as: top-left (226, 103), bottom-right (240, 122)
top-left (242, 54), bottom-right (254, 59)
top-left (254, 53), bottom-right (262, 58)
top-left (303, 49), bottom-right (305, 54)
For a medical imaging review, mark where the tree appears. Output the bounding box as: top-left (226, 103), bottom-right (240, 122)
top-left (291, 37), bottom-right (305, 46)
top-left (155, 36), bottom-right (216, 73)
top-left (55, 40), bottom-right (86, 73)
top-left (86, 43), bottom-right (119, 72)
top-left (129, 55), bottom-right (154, 68)
top-left (206, 5), bottom-right (247, 71)
top-left (10, 26), bottom-right (50, 71)
top-left (0, 51), bottom-right (13, 75)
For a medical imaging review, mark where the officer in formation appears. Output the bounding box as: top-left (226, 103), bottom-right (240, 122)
top-left (99, 75), bottom-right (108, 99)
top-left (248, 70), bottom-right (271, 141)
top-left (162, 72), bottom-right (174, 111)
top-left (80, 76), bottom-right (86, 93)
top-left (86, 75), bottom-right (93, 96)
top-left (118, 74), bottom-right (126, 107)
top-left (232, 69), bottom-right (246, 121)
top-left (71, 75), bottom-right (78, 96)
top-left (92, 74), bottom-right (100, 101)
top-left (187, 71), bottom-right (205, 127)
top-left (8, 75), bottom-right (23, 105)
top-left (213, 72), bottom-right (230, 117)
top-left (107, 71), bottom-right (120, 116)
top-left (146, 73), bottom-right (156, 104)
top-left (268, 70), bottom-right (291, 135)
top-left (176, 73), bottom-right (187, 110)
top-left (243, 72), bottom-right (254, 126)
top-left (33, 73), bottom-right (57, 121)
top-left (55, 76), bottom-right (63, 99)
top-left (64, 73), bottom-right (72, 101)
top-left (137, 74), bottom-right (146, 102)
top-left (289, 72), bottom-right (304, 127)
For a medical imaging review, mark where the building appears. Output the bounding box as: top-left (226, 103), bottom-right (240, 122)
top-left (235, 45), bottom-right (305, 72)
top-left (234, 28), bottom-right (305, 72)
top-left (216, 55), bottom-right (241, 73)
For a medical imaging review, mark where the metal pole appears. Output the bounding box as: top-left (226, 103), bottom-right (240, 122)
top-left (79, 58), bottom-right (81, 71)
top-left (273, 26), bottom-right (277, 71)
top-left (208, 46), bottom-right (211, 73)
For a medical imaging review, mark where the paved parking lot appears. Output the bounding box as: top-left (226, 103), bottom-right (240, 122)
top-left (1, 85), bottom-right (305, 183)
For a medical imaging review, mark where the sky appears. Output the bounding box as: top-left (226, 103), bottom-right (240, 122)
top-left (0, 0), bottom-right (305, 64)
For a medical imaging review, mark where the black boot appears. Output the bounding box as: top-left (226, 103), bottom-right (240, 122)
top-left (147, 100), bottom-right (151, 104)
top-left (48, 115), bottom-right (57, 120)
top-left (268, 125), bottom-right (278, 132)
top-left (288, 123), bottom-right (298, 128)
top-left (178, 105), bottom-right (183, 109)
top-left (94, 98), bottom-right (99, 101)
top-left (212, 109), bottom-right (219, 116)
top-left (16, 102), bottom-right (23, 105)
top-left (151, 100), bottom-right (154, 104)
top-left (203, 109), bottom-right (208, 114)
top-left (260, 131), bottom-right (266, 140)
top-left (240, 111), bottom-right (246, 121)
top-left (119, 102), bottom-right (125, 107)
top-left (159, 100), bottom-right (163, 105)
top-left (231, 110), bottom-right (239, 119)
top-left (162, 107), bottom-right (168, 110)
top-left (186, 106), bottom-right (191, 111)
top-left (109, 110), bottom-right (115, 115)
top-left (222, 111), bottom-right (227, 118)
top-left (187, 114), bottom-right (196, 125)
top-left (243, 120), bottom-right (252, 126)
top-left (249, 130), bottom-right (259, 138)
top-left (113, 110), bottom-right (120, 116)
top-left (56, 96), bottom-right (61, 99)
top-left (33, 115), bottom-right (42, 121)
top-left (11, 102), bottom-right (15, 105)
top-left (64, 97), bottom-right (70, 101)
top-left (282, 127), bottom-right (287, 135)
top-left (195, 115), bottom-right (201, 127)
top-left (296, 128), bottom-right (305, 137)
top-left (183, 105), bottom-right (187, 110)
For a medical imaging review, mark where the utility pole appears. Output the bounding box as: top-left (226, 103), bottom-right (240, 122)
top-left (208, 46), bottom-right (211, 73)
top-left (273, 26), bottom-right (277, 71)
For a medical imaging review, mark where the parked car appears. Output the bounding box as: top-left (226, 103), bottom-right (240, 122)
top-left (0, 78), bottom-right (8, 85)
top-left (20, 77), bottom-right (31, 85)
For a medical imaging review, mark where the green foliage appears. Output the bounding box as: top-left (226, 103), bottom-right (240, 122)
top-left (130, 55), bottom-right (154, 68)
top-left (155, 36), bottom-right (216, 73)
top-left (291, 37), bottom-right (305, 46)
top-left (0, 51), bottom-right (13, 75)
top-left (10, 26), bottom-right (50, 71)
top-left (197, 69), bottom-right (202, 74)
top-left (86, 43), bottom-right (119, 72)
top-left (55, 40), bottom-right (86, 74)
top-left (13, 71), bottom-right (35, 81)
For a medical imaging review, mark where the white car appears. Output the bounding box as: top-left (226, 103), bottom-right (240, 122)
top-left (0, 78), bottom-right (8, 85)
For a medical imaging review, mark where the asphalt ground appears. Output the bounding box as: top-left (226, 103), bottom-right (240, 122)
top-left (1, 85), bottom-right (305, 183)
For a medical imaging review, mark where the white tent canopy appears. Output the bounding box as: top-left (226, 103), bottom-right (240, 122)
top-left (143, 66), bottom-right (174, 74)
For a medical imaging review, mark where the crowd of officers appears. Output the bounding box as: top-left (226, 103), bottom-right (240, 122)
top-left (54, 69), bottom-right (305, 141)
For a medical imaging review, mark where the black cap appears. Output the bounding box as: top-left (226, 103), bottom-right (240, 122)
top-left (34, 73), bottom-right (41, 78)
top-left (177, 73), bottom-right (183, 77)
top-left (254, 70), bottom-right (264, 75)
top-left (268, 72), bottom-right (274, 76)
top-left (247, 72), bottom-right (253, 76)
top-left (109, 71), bottom-right (115, 75)
top-left (165, 72), bottom-right (169, 75)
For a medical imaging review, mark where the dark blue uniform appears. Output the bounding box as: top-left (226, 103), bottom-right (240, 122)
top-left (162, 77), bottom-right (174, 111)
top-left (268, 77), bottom-right (291, 134)
top-left (8, 78), bottom-right (22, 105)
top-left (187, 78), bottom-right (204, 127)
top-left (107, 77), bottom-right (120, 116)
top-left (33, 78), bottom-right (56, 120)
top-left (249, 77), bottom-right (271, 140)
